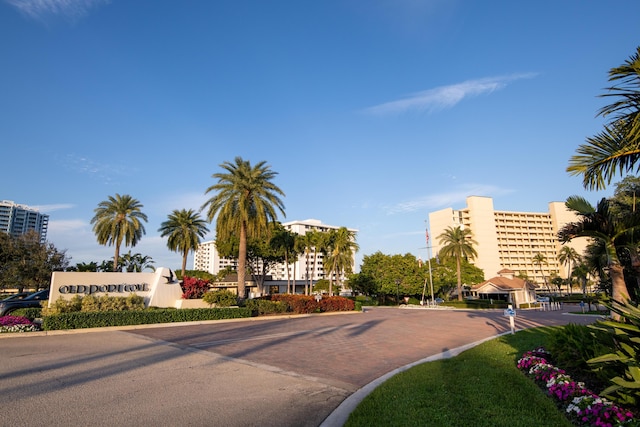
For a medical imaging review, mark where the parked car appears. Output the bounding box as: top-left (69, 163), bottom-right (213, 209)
top-left (0, 289), bottom-right (49, 316)
top-left (536, 296), bottom-right (550, 303)
top-left (1, 292), bottom-right (31, 301)
top-left (435, 298), bottom-right (445, 304)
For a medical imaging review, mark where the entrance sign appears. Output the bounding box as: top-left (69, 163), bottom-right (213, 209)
top-left (49, 267), bottom-right (183, 308)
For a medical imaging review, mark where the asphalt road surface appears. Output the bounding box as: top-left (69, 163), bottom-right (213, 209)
top-left (0, 305), bottom-right (597, 427)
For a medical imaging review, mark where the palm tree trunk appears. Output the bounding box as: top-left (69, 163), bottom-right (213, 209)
top-left (609, 263), bottom-right (630, 302)
top-left (292, 260), bottom-right (296, 295)
top-left (311, 249), bottom-right (318, 296)
top-left (114, 245), bottom-right (121, 272)
top-left (181, 250), bottom-right (188, 278)
top-left (285, 251), bottom-right (290, 294)
top-left (456, 257), bottom-right (463, 301)
top-left (237, 222), bottom-right (247, 301)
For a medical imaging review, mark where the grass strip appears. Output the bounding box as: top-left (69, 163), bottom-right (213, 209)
top-left (345, 327), bottom-right (572, 427)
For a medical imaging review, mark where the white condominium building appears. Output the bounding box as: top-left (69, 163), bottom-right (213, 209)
top-left (429, 196), bottom-right (587, 286)
top-left (193, 219), bottom-right (358, 282)
top-left (0, 200), bottom-right (49, 243)
top-left (192, 240), bottom-right (238, 274)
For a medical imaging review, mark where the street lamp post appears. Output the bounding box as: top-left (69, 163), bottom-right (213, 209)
top-left (395, 279), bottom-right (400, 305)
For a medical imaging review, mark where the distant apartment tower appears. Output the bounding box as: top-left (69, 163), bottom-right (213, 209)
top-left (192, 240), bottom-right (238, 274)
top-left (429, 196), bottom-right (587, 286)
top-left (193, 219), bottom-right (358, 283)
top-left (0, 200), bottom-right (49, 243)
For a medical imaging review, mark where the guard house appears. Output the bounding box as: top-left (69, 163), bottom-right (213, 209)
top-left (470, 269), bottom-right (538, 306)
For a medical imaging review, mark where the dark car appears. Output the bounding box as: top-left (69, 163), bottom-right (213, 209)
top-left (1, 292), bottom-right (31, 301)
top-left (0, 289), bottom-right (49, 316)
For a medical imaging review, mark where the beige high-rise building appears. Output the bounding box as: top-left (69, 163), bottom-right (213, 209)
top-left (429, 196), bottom-right (587, 286)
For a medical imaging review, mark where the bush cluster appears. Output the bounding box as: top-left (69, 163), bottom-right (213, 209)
top-left (445, 299), bottom-right (509, 309)
top-left (245, 299), bottom-right (288, 316)
top-left (202, 289), bottom-right (237, 307)
top-left (42, 307), bottom-right (252, 330)
top-left (43, 294), bottom-right (145, 315)
top-left (264, 294), bottom-right (355, 314)
top-left (0, 315), bottom-right (39, 333)
top-left (517, 347), bottom-right (635, 426)
top-left (181, 276), bottom-right (210, 299)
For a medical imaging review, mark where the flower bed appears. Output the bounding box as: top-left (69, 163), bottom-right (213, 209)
top-left (0, 315), bottom-right (39, 333)
top-left (517, 347), bottom-right (636, 426)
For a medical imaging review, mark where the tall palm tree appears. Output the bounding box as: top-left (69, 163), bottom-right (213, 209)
top-left (323, 227), bottom-right (359, 296)
top-left (437, 226), bottom-right (477, 301)
top-left (91, 194), bottom-right (148, 272)
top-left (559, 196), bottom-right (640, 306)
top-left (299, 232), bottom-right (313, 294)
top-left (269, 225), bottom-right (296, 293)
top-left (158, 209), bottom-right (210, 277)
top-left (201, 157), bottom-right (285, 300)
top-left (532, 253), bottom-right (550, 293)
top-left (309, 230), bottom-right (328, 295)
top-left (557, 245), bottom-right (581, 295)
top-left (567, 46), bottom-right (640, 190)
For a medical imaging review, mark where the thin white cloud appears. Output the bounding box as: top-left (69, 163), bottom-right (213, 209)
top-left (58, 153), bottom-right (131, 185)
top-left (32, 203), bottom-right (75, 212)
top-left (5, 0), bottom-right (109, 21)
top-left (384, 184), bottom-right (514, 215)
top-left (364, 73), bottom-right (537, 116)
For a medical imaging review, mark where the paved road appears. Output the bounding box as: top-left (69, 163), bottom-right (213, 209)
top-left (0, 306), bottom-right (596, 427)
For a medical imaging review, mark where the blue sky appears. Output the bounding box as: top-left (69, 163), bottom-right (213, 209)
top-left (2, 0), bottom-right (638, 271)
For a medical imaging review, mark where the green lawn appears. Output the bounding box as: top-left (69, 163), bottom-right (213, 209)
top-left (345, 327), bottom-right (572, 427)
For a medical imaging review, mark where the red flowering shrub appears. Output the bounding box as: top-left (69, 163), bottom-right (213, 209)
top-left (270, 294), bottom-right (318, 313)
top-left (319, 296), bottom-right (355, 312)
top-left (267, 294), bottom-right (355, 314)
top-left (181, 276), bottom-right (210, 299)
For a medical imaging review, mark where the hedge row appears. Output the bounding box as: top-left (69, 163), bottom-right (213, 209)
top-left (443, 299), bottom-right (510, 309)
top-left (266, 295), bottom-right (356, 314)
top-left (42, 307), bottom-right (252, 330)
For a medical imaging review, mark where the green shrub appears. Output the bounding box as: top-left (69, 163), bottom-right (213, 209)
top-left (245, 299), bottom-right (288, 315)
top-left (42, 307), bottom-right (252, 330)
top-left (43, 295), bottom-right (83, 315)
top-left (587, 300), bottom-right (640, 406)
top-left (354, 295), bottom-right (378, 306)
top-left (81, 295), bottom-right (101, 312)
top-left (202, 290), bottom-right (237, 307)
top-left (11, 307), bottom-right (42, 321)
top-left (546, 323), bottom-right (614, 391)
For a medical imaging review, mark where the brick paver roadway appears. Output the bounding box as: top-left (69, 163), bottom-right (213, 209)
top-left (1, 306), bottom-right (597, 427)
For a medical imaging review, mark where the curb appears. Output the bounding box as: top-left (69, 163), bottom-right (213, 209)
top-left (0, 309), bottom-right (362, 339)
top-left (319, 331), bottom-right (512, 427)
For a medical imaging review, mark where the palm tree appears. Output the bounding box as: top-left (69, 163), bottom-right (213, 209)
top-left (120, 251), bottom-right (155, 272)
top-left (158, 209), bottom-right (210, 277)
top-left (567, 46), bottom-right (640, 190)
top-left (532, 253), bottom-right (550, 293)
top-left (437, 226), bottom-right (477, 301)
top-left (309, 230), bottom-right (328, 295)
top-left (572, 261), bottom-right (592, 297)
top-left (559, 196), bottom-right (640, 306)
top-left (323, 227), bottom-right (359, 296)
top-left (201, 157), bottom-right (285, 300)
top-left (299, 232), bottom-right (313, 294)
top-left (557, 246), bottom-right (581, 295)
top-left (269, 225), bottom-right (296, 293)
top-left (90, 194), bottom-right (148, 272)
